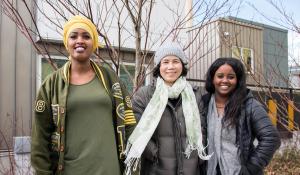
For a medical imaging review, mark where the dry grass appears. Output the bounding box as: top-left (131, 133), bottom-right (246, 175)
top-left (265, 148), bottom-right (300, 175)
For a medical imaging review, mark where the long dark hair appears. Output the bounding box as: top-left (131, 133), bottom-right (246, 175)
top-left (205, 57), bottom-right (247, 126)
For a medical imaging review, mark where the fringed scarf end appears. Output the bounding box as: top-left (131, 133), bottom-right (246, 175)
top-left (124, 157), bottom-right (140, 175)
top-left (184, 144), bottom-right (195, 159)
top-left (124, 143), bottom-right (132, 156)
top-left (197, 148), bottom-right (213, 160)
top-left (184, 143), bottom-right (213, 160)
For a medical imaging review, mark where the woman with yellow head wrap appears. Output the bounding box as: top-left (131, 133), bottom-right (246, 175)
top-left (63, 15), bottom-right (99, 52)
top-left (31, 15), bottom-right (137, 175)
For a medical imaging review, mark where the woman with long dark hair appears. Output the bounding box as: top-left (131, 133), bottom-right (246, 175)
top-left (201, 57), bottom-right (280, 175)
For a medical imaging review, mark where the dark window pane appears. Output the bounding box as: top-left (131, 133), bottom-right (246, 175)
top-left (120, 65), bottom-right (135, 92)
top-left (41, 58), bottom-right (67, 81)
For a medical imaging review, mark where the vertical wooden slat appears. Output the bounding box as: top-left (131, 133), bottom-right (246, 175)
top-left (288, 100), bottom-right (294, 131)
top-left (268, 99), bottom-right (277, 126)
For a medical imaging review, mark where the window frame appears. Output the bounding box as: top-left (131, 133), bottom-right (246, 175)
top-left (36, 55), bottom-right (68, 91)
top-left (116, 62), bottom-right (151, 92)
top-left (36, 55), bottom-right (151, 92)
top-left (232, 46), bottom-right (254, 74)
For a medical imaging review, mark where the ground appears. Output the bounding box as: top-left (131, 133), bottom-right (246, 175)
top-left (0, 132), bottom-right (299, 175)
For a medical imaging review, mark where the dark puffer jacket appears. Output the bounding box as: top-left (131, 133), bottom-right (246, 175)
top-left (132, 85), bottom-right (205, 175)
top-left (200, 90), bottom-right (281, 175)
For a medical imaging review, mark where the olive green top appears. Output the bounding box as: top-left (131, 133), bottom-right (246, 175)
top-left (64, 77), bottom-right (120, 175)
top-left (31, 61), bottom-right (137, 175)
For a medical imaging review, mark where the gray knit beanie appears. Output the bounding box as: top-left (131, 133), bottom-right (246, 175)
top-left (154, 42), bottom-right (188, 68)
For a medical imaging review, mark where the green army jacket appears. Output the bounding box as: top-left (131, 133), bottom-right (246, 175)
top-left (31, 60), bottom-right (137, 175)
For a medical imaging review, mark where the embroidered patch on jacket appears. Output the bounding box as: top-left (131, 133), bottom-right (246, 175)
top-left (117, 125), bottom-right (125, 158)
top-left (35, 100), bottom-right (45, 112)
top-left (116, 103), bottom-right (125, 120)
top-left (112, 83), bottom-right (123, 99)
top-left (125, 96), bottom-right (132, 108)
top-left (124, 110), bottom-right (136, 125)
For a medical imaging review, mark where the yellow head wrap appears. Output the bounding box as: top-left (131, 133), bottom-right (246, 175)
top-left (63, 15), bottom-right (100, 52)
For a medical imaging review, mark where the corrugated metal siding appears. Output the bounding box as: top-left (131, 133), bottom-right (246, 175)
top-left (187, 21), bottom-right (220, 86)
top-left (0, 2), bottom-right (35, 150)
top-left (226, 16), bottom-right (289, 88)
top-left (0, 9), bottom-right (17, 150)
top-left (188, 18), bottom-right (264, 86)
top-left (219, 19), bottom-right (264, 85)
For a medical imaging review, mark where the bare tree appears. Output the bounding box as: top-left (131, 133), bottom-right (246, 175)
top-left (121, 0), bottom-right (153, 90)
top-left (3, 0), bottom-right (298, 132)
top-left (3, 0), bottom-right (300, 174)
top-left (1, 0), bottom-right (235, 92)
top-left (245, 0), bottom-right (300, 131)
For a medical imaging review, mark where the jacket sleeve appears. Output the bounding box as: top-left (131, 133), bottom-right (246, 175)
top-left (31, 81), bottom-right (55, 175)
top-left (193, 86), bottom-right (206, 138)
top-left (246, 99), bottom-right (281, 174)
top-left (120, 82), bottom-right (137, 140)
top-left (132, 86), bottom-right (158, 161)
top-left (193, 87), bottom-right (207, 172)
top-left (100, 64), bottom-right (137, 141)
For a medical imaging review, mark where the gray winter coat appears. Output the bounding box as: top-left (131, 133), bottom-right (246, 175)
top-left (132, 85), bottom-right (205, 175)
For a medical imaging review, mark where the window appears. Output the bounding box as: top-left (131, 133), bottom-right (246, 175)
top-left (100, 62), bottom-right (136, 92)
top-left (119, 63), bottom-right (150, 93)
top-left (37, 55), bottom-right (150, 93)
top-left (120, 64), bottom-right (136, 93)
top-left (36, 56), bottom-right (68, 89)
top-left (232, 46), bottom-right (254, 73)
top-left (41, 57), bottom-right (68, 81)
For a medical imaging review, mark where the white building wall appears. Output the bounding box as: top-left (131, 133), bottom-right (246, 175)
top-left (290, 67), bottom-right (300, 88)
top-left (37, 0), bottom-right (189, 50)
top-left (290, 74), bottom-right (300, 88)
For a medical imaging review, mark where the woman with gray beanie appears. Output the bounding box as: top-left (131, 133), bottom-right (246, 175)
top-left (124, 42), bottom-right (211, 175)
